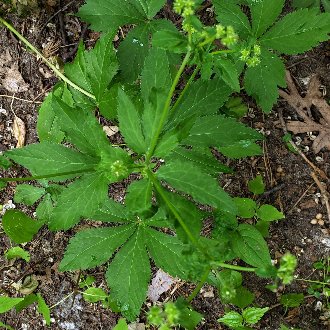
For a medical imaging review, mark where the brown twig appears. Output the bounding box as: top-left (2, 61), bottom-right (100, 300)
top-left (287, 182), bottom-right (315, 214)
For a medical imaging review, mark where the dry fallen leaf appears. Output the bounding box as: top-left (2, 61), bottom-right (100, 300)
top-left (147, 269), bottom-right (176, 302)
top-left (13, 116), bottom-right (26, 148)
top-left (2, 63), bottom-right (29, 93)
top-left (103, 125), bottom-right (119, 137)
top-left (279, 70), bottom-right (330, 153)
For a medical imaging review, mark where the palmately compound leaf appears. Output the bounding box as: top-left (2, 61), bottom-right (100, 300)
top-left (213, 0), bottom-right (252, 39)
top-left (247, 0), bottom-right (285, 37)
top-left (14, 184), bottom-right (45, 206)
top-left (183, 115), bottom-right (262, 149)
top-left (117, 88), bottom-right (147, 154)
top-left (49, 173), bottom-right (109, 230)
top-left (244, 49), bottom-right (286, 112)
top-left (167, 78), bottom-right (232, 130)
top-left (145, 227), bottom-right (189, 279)
top-left (118, 19), bottom-right (177, 82)
top-left (232, 224), bottom-right (272, 268)
top-left (260, 9), bottom-right (330, 55)
top-left (157, 160), bottom-right (237, 214)
top-left (60, 225), bottom-right (136, 271)
top-left (168, 147), bottom-right (233, 176)
top-left (125, 178), bottom-right (152, 213)
top-left (37, 84), bottom-right (67, 143)
top-left (2, 210), bottom-right (42, 244)
top-left (152, 29), bottom-right (188, 53)
top-left (5, 142), bottom-right (97, 180)
top-left (106, 228), bottom-right (151, 320)
top-left (91, 198), bottom-right (132, 223)
top-left (64, 33), bottom-right (119, 117)
top-left (52, 97), bottom-right (110, 156)
top-left (78, 0), bottom-right (165, 32)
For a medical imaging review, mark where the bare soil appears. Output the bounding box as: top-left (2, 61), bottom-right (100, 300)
top-left (0, 1), bottom-right (329, 329)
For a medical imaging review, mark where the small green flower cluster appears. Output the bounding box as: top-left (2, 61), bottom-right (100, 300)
top-left (240, 44), bottom-right (261, 67)
top-left (173, 0), bottom-right (195, 17)
top-left (148, 302), bottom-right (180, 330)
top-left (215, 24), bottom-right (238, 47)
top-left (277, 253), bottom-right (297, 284)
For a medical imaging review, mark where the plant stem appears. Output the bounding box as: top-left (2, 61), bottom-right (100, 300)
top-left (145, 50), bottom-right (191, 163)
top-left (210, 49), bottom-right (235, 56)
top-left (296, 278), bottom-right (330, 286)
top-left (147, 169), bottom-right (202, 249)
top-left (187, 266), bottom-right (212, 303)
top-left (213, 262), bottom-right (257, 272)
top-left (170, 65), bottom-right (199, 115)
top-left (0, 168), bottom-right (95, 183)
top-left (0, 17), bottom-right (95, 100)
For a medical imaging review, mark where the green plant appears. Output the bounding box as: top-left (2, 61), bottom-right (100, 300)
top-left (0, 0), bottom-right (329, 326)
top-left (292, 0), bottom-right (330, 12)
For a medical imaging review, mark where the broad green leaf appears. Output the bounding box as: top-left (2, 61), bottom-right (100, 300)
top-left (0, 296), bottom-right (24, 313)
top-left (78, 0), bottom-right (165, 32)
top-left (52, 97), bottom-right (110, 156)
top-left (244, 49), bottom-right (286, 112)
top-left (5, 247), bottom-right (30, 262)
top-left (215, 58), bottom-right (240, 92)
top-left (14, 184), bottom-right (45, 206)
top-left (0, 181), bottom-right (6, 190)
top-left (153, 131), bottom-right (179, 158)
top-left (49, 173), bottom-right (109, 230)
top-left (176, 305), bottom-right (203, 330)
top-left (106, 228), bottom-right (151, 320)
top-left (145, 227), bottom-right (188, 279)
top-left (183, 115), bottom-right (262, 148)
top-left (36, 293), bottom-right (50, 326)
top-left (260, 9), bottom-right (330, 54)
top-left (242, 307), bottom-right (269, 325)
top-left (232, 224), bottom-right (272, 268)
top-left (233, 198), bottom-right (257, 218)
top-left (280, 293), bottom-right (304, 308)
top-left (117, 88), bottom-right (146, 153)
top-left (2, 210), bottom-right (42, 244)
top-left (248, 175), bottom-right (265, 195)
top-left (230, 286), bottom-right (255, 309)
top-left (157, 160), bottom-right (236, 214)
top-left (0, 154), bottom-right (12, 169)
top-left (35, 195), bottom-right (53, 223)
top-left (15, 294), bottom-right (38, 312)
top-left (167, 79), bottom-right (232, 130)
top-left (247, 0), bottom-right (285, 37)
top-left (60, 225), bottom-right (135, 270)
top-left (218, 311), bottom-right (243, 327)
top-left (213, 0), bottom-right (252, 39)
top-left (113, 319), bottom-right (128, 330)
top-left (218, 141), bottom-right (263, 158)
top-left (141, 47), bottom-right (171, 104)
top-left (83, 287), bottom-right (108, 303)
top-left (293, 0), bottom-right (320, 9)
top-left (91, 198), bottom-right (131, 223)
top-left (118, 24), bottom-right (150, 82)
top-left (153, 29), bottom-right (188, 53)
top-left (168, 147), bottom-right (233, 176)
top-left (37, 84), bottom-right (66, 143)
top-left (255, 220), bottom-right (270, 238)
top-left (126, 178), bottom-right (152, 213)
top-left (5, 143), bottom-right (97, 180)
top-left (256, 204), bottom-right (285, 221)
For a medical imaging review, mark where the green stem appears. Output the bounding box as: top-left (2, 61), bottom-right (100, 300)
top-left (147, 169), bottom-right (201, 249)
top-left (0, 17), bottom-right (95, 100)
top-left (296, 278), bottom-right (330, 286)
top-left (0, 168), bottom-right (95, 182)
top-left (145, 50), bottom-right (191, 163)
top-left (210, 49), bottom-right (235, 56)
top-left (213, 262), bottom-right (257, 272)
top-left (187, 266), bottom-right (212, 303)
top-left (170, 65), bottom-right (199, 115)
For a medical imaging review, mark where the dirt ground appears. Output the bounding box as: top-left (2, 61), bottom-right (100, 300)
top-left (0, 1), bottom-right (329, 329)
